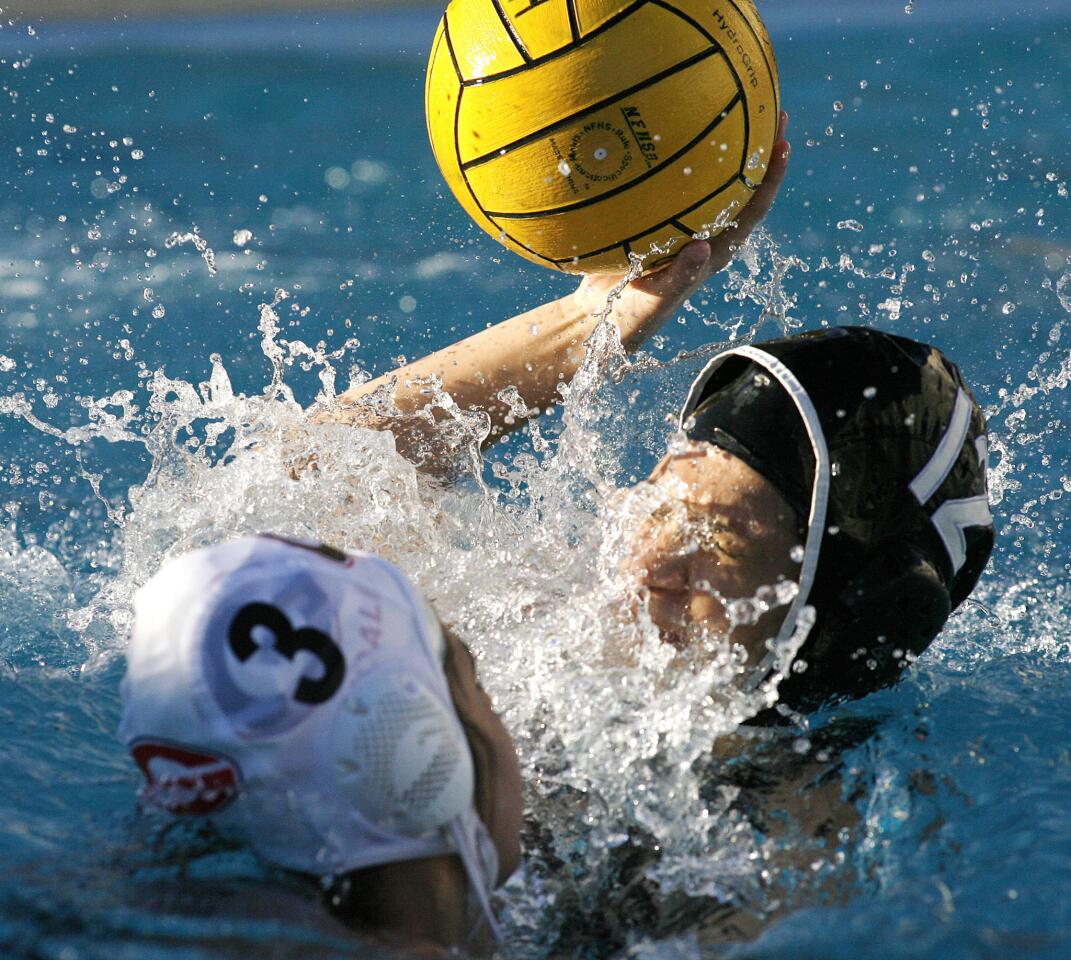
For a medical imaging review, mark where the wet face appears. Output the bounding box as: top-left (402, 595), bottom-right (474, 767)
top-left (441, 627), bottom-right (524, 883)
top-left (624, 443), bottom-right (802, 665)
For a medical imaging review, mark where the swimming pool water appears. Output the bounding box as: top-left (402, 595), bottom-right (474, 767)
top-left (1, 3), bottom-right (1070, 958)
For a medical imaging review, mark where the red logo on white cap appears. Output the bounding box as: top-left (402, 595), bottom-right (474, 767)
top-left (131, 741), bottom-right (240, 815)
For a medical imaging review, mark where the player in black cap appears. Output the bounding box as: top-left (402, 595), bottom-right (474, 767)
top-left (320, 115), bottom-right (995, 715)
top-left (678, 326), bottom-right (994, 713)
top-left (323, 319), bottom-right (994, 715)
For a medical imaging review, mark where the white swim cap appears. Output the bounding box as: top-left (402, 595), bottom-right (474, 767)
top-left (119, 534), bottom-right (501, 939)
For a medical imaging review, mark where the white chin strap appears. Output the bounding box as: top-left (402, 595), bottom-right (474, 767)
top-left (450, 815), bottom-right (504, 944)
top-left (681, 346), bottom-right (832, 691)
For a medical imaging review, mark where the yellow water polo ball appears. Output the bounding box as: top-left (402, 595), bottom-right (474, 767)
top-left (425, 0), bottom-right (780, 275)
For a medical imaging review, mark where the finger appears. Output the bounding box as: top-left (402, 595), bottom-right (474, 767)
top-left (715, 136), bottom-right (790, 251)
top-left (738, 137), bottom-right (790, 232)
top-left (712, 112), bottom-right (789, 248)
top-left (635, 238), bottom-right (712, 301)
top-left (595, 111), bottom-right (789, 299)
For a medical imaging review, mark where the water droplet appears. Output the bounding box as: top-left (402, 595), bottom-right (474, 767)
top-left (863, 386), bottom-right (877, 399)
top-left (233, 229), bottom-right (253, 248)
top-left (790, 545), bottom-right (805, 563)
top-left (325, 166), bottom-right (349, 190)
top-left (350, 159), bottom-right (388, 185)
top-left (833, 100), bottom-right (844, 112)
top-left (557, 159), bottom-right (571, 177)
top-left (152, 304), bottom-right (166, 319)
top-left (837, 219), bottom-right (864, 232)
top-left (1002, 302), bottom-right (1016, 315)
top-left (131, 148), bottom-right (144, 160)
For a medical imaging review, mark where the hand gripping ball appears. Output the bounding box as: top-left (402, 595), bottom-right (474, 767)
top-left (425, 0), bottom-right (780, 274)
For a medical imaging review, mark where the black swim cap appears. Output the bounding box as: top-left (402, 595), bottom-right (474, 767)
top-left (679, 327), bottom-right (994, 713)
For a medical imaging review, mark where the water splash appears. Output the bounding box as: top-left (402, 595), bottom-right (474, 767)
top-left (3, 211), bottom-right (1070, 957)
top-left (165, 230), bottom-right (218, 277)
top-left (0, 219), bottom-right (830, 952)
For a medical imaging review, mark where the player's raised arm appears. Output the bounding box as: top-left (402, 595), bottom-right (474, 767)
top-left (317, 119), bottom-right (789, 466)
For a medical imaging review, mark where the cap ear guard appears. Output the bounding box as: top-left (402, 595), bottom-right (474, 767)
top-left (330, 669), bottom-right (477, 837)
top-left (774, 543), bottom-right (952, 714)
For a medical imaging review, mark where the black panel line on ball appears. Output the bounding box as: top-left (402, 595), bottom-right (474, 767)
top-left (674, 171), bottom-right (744, 220)
top-left (501, 229), bottom-right (566, 268)
top-left (442, 14), bottom-right (464, 82)
top-left (483, 90), bottom-right (741, 219)
top-left (460, 0), bottom-right (649, 87)
top-left (491, 0), bottom-right (534, 63)
top-left (722, 0), bottom-right (779, 121)
top-left (738, 88), bottom-right (750, 179)
top-left (670, 218), bottom-right (693, 236)
top-left (447, 18), bottom-right (568, 268)
top-left (565, 0), bottom-right (581, 44)
top-left (649, 0), bottom-right (745, 104)
top-left (647, 0), bottom-right (719, 48)
top-left (647, 0), bottom-right (750, 176)
top-left (449, 26), bottom-right (503, 241)
top-left (428, 21), bottom-right (449, 90)
top-left (553, 171), bottom-right (739, 263)
top-left (462, 47), bottom-right (726, 171)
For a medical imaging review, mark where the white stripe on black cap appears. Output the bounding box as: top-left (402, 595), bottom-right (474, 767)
top-left (681, 346), bottom-right (831, 690)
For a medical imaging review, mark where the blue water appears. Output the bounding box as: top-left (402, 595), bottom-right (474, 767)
top-left (1, 3), bottom-right (1070, 958)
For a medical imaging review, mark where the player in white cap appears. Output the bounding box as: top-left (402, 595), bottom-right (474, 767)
top-left (120, 533), bottom-right (522, 952)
